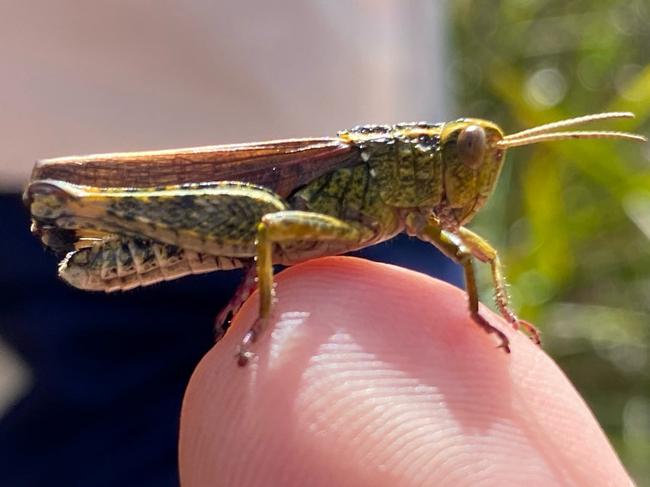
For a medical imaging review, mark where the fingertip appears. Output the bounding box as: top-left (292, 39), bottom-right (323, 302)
top-left (180, 257), bottom-right (632, 486)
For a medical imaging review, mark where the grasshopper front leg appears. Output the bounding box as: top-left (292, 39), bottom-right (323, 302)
top-left (406, 213), bottom-right (523, 352)
top-left (454, 226), bottom-right (541, 345)
top-left (238, 210), bottom-right (374, 365)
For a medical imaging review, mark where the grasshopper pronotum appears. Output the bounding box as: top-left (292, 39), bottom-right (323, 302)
top-left (24, 112), bottom-right (645, 364)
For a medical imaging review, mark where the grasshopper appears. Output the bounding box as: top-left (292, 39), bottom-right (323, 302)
top-left (24, 112), bottom-right (645, 364)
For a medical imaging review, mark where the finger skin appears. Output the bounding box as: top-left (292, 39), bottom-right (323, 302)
top-left (179, 256), bottom-right (632, 487)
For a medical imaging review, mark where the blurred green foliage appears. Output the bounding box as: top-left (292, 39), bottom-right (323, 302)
top-left (450, 0), bottom-right (650, 483)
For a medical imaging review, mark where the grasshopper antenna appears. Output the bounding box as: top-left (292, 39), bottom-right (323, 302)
top-left (497, 112), bottom-right (647, 149)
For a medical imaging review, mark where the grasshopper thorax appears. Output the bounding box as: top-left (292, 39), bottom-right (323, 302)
top-left (438, 119), bottom-right (506, 227)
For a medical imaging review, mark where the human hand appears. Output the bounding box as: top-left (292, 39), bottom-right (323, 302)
top-left (179, 257), bottom-right (632, 486)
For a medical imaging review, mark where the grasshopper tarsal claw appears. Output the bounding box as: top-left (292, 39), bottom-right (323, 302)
top-left (471, 311), bottom-right (511, 353)
top-left (517, 319), bottom-right (542, 345)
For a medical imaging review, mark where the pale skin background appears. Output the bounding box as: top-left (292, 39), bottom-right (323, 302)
top-left (0, 2), bottom-right (634, 485)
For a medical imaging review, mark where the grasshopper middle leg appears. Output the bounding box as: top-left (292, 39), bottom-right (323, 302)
top-left (238, 210), bottom-right (373, 365)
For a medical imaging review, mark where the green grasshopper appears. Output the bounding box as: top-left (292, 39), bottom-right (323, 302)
top-left (24, 112), bottom-right (645, 364)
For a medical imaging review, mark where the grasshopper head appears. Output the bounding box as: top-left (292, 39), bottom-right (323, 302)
top-left (439, 112), bottom-right (646, 227)
top-left (439, 118), bottom-right (506, 226)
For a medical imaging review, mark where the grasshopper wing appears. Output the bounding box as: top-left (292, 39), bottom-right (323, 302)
top-left (30, 138), bottom-right (360, 198)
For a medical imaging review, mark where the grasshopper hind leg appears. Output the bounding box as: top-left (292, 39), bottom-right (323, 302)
top-left (237, 210), bottom-right (374, 366)
top-left (214, 261), bottom-right (257, 340)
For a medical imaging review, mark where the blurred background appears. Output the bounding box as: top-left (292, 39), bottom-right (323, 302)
top-left (0, 1), bottom-right (648, 485)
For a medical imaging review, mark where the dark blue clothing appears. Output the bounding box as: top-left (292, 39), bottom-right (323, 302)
top-left (0, 193), bottom-right (461, 486)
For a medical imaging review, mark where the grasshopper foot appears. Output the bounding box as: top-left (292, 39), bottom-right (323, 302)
top-left (517, 319), bottom-right (542, 346)
top-left (471, 311), bottom-right (511, 353)
top-left (501, 311), bottom-right (542, 347)
top-left (236, 329), bottom-right (256, 366)
top-left (237, 350), bottom-right (254, 367)
top-left (236, 317), bottom-right (266, 367)
top-left (495, 303), bottom-right (541, 349)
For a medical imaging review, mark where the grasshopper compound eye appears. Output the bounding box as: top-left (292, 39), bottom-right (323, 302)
top-left (457, 124), bottom-right (487, 169)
